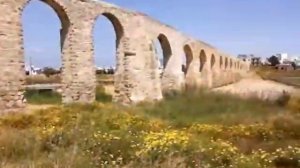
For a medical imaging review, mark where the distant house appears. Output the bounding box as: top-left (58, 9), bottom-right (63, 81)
top-left (251, 57), bottom-right (261, 67)
top-left (290, 57), bottom-right (300, 68)
top-left (96, 66), bottom-right (115, 74)
top-left (276, 53), bottom-right (289, 64)
top-left (25, 65), bottom-right (42, 76)
top-left (275, 64), bottom-right (294, 71)
top-left (237, 54), bottom-right (253, 62)
top-left (238, 54), bottom-right (261, 67)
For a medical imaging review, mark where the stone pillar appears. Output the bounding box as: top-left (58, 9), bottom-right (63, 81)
top-left (161, 42), bottom-right (185, 94)
top-left (113, 17), bottom-right (163, 104)
top-left (0, 1), bottom-right (26, 113)
top-left (211, 55), bottom-right (221, 88)
top-left (205, 54), bottom-right (213, 88)
top-left (185, 48), bottom-right (200, 90)
top-left (200, 59), bottom-right (210, 88)
top-left (61, 14), bottom-right (95, 104)
top-left (219, 57), bottom-right (226, 86)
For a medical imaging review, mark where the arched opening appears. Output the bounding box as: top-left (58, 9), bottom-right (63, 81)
top-left (225, 57), bottom-right (228, 70)
top-left (211, 54), bottom-right (216, 69)
top-left (22, 0), bottom-right (70, 104)
top-left (230, 59), bottom-right (233, 69)
top-left (93, 13), bottom-right (123, 102)
top-left (200, 50), bottom-right (207, 72)
top-left (183, 45), bottom-right (193, 75)
top-left (153, 33), bottom-right (172, 80)
top-left (154, 34), bottom-right (172, 69)
top-left (220, 56), bottom-right (223, 69)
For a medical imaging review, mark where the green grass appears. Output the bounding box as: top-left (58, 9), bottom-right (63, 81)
top-left (136, 90), bottom-right (285, 127)
top-left (1, 90), bottom-right (299, 167)
top-left (95, 85), bottom-right (113, 102)
top-left (24, 89), bottom-right (62, 105)
top-left (25, 85), bottom-right (112, 105)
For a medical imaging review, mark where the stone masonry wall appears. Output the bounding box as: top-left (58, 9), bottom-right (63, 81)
top-left (0, 0), bottom-right (250, 113)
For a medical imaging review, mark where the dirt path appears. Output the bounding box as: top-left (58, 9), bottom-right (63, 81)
top-left (213, 74), bottom-right (299, 101)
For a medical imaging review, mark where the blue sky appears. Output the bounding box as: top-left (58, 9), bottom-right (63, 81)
top-left (22, 0), bottom-right (300, 68)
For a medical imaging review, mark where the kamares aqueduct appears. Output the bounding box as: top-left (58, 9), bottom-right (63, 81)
top-left (0, 0), bottom-right (250, 112)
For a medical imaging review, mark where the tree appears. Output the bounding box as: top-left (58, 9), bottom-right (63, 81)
top-left (268, 55), bottom-right (280, 66)
top-left (291, 62), bottom-right (296, 70)
top-left (43, 67), bottom-right (59, 77)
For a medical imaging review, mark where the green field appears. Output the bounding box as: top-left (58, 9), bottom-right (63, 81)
top-left (1, 90), bottom-right (300, 168)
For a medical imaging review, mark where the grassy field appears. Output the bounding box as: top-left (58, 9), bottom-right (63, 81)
top-left (256, 66), bottom-right (300, 88)
top-left (25, 75), bottom-right (61, 85)
top-left (24, 89), bottom-right (62, 105)
top-left (24, 85), bottom-right (112, 105)
top-left (26, 74), bottom-right (113, 85)
top-left (1, 89), bottom-right (300, 167)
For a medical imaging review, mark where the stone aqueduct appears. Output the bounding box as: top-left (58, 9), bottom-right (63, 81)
top-left (0, 0), bottom-right (250, 112)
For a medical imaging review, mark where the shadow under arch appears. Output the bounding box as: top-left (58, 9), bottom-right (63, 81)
top-left (220, 56), bottom-right (223, 69)
top-left (183, 44), bottom-right (193, 75)
top-left (211, 54), bottom-right (216, 69)
top-left (199, 50), bottom-right (207, 72)
top-left (157, 33), bottom-right (172, 68)
top-left (225, 57), bottom-right (229, 70)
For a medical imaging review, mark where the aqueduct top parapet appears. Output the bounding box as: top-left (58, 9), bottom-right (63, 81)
top-left (0, 0), bottom-right (250, 112)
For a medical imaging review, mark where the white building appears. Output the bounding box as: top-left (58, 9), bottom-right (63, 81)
top-left (25, 65), bottom-right (41, 75)
top-left (290, 56), bottom-right (300, 66)
top-left (276, 53), bottom-right (288, 64)
top-left (237, 54), bottom-right (254, 62)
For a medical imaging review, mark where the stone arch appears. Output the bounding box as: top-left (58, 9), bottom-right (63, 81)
top-left (92, 12), bottom-right (125, 62)
top-left (199, 50), bottom-right (207, 72)
top-left (183, 44), bottom-right (193, 75)
top-left (97, 13), bottom-right (124, 47)
top-left (157, 33), bottom-right (172, 68)
top-left (22, 0), bottom-right (70, 49)
top-left (92, 12), bottom-right (125, 101)
top-left (21, 0), bottom-right (71, 104)
top-left (211, 54), bottom-right (216, 69)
